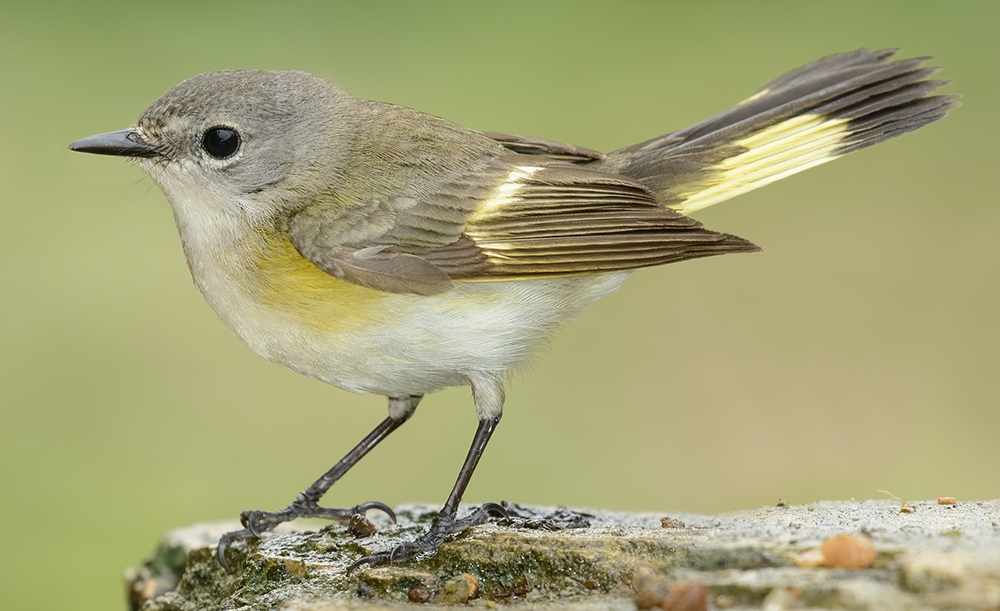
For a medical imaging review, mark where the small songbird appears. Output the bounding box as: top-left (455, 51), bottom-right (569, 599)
top-left (69, 49), bottom-right (955, 572)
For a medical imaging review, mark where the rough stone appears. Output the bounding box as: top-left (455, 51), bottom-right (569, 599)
top-left (437, 573), bottom-right (478, 605)
top-left (126, 499), bottom-right (1000, 610)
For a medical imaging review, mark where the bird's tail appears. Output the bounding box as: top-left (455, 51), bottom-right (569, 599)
top-left (602, 49), bottom-right (959, 214)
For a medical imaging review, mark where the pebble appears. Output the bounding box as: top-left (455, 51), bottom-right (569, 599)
top-left (438, 573), bottom-right (478, 605)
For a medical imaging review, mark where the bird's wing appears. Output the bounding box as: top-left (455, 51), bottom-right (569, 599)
top-left (287, 153), bottom-right (757, 295)
top-left (480, 131), bottom-right (605, 163)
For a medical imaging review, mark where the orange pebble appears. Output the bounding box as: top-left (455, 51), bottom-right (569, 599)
top-left (662, 581), bottom-right (708, 611)
top-left (821, 533), bottom-right (875, 569)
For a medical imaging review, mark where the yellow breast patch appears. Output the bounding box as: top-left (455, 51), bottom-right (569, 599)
top-left (236, 229), bottom-right (388, 332)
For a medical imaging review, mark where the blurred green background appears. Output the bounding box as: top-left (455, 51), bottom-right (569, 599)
top-left (2, 1), bottom-right (998, 609)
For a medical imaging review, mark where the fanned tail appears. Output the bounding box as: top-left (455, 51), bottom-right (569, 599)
top-left (603, 49), bottom-right (959, 214)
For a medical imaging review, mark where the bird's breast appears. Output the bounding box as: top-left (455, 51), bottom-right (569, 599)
top-left (182, 225), bottom-right (630, 397)
top-left (237, 229), bottom-right (388, 332)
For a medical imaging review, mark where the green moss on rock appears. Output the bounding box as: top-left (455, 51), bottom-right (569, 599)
top-left (127, 500), bottom-right (1000, 611)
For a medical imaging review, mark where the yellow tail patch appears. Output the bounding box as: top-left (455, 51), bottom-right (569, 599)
top-left (673, 114), bottom-right (850, 214)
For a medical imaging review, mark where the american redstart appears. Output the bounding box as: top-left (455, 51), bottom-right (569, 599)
top-left (69, 48), bottom-right (955, 571)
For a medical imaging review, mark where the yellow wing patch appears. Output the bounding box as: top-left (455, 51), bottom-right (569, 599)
top-left (428, 160), bottom-right (758, 277)
top-left (469, 165), bottom-right (542, 222)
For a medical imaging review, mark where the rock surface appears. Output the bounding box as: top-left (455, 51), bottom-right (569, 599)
top-left (126, 500), bottom-right (1000, 610)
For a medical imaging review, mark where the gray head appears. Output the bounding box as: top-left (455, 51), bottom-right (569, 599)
top-left (71, 70), bottom-right (359, 231)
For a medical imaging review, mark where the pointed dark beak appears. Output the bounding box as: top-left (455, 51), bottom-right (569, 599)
top-left (69, 128), bottom-right (159, 158)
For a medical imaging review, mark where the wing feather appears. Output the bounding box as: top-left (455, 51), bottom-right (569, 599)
top-left (420, 159), bottom-right (758, 280)
top-left (289, 153), bottom-right (756, 293)
top-left (286, 49), bottom-right (952, 295)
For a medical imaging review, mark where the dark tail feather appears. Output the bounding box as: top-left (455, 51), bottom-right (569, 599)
top-left (603, 49), bottom-right (959, 214)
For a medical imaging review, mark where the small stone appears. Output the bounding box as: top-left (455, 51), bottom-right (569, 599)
top-left (348, 513), bottom-right (377, 538)
top-left (409, 585), bottom-right (431, 603)
top-left (662, 581), bottom-right (708, 611)
top-left (660, 516), bottom-right (686, 529)
top-left (438, 573), bottom-right (478, 605)
top-left (633, 568), bottom-right (671, 609)
top-left (777, 499), bottom-right (789, 508)
top-left (821, 533), bottom-right (876, 569)
top-left (938, 497), bottom-right (957, 505)
top-left (633, 572), bottom-right (707, 610)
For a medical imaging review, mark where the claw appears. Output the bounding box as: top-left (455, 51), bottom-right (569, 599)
top-left (347, 552), bottom-right (389, 574)
top-left (352, 501), bottom-right (396, 523)
top-left (242, 511), bottom-right (261, 536)
top-left (462, 502), bottom-right (508, 524)
top-left (347, 503), bottom-right (507, 574)
top-left (217, 528), bottom-right (253, 574)
top-left (241, 509), bottom-right (280, 537)
top-left (218, 500), bottom-right (396, 572)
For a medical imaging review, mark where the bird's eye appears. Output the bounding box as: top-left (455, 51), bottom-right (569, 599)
top-left (201, 126), bottom-right (241, 159)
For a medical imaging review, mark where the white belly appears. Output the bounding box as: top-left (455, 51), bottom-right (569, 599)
top-left (187, 229), bottom-right (630, 398)
top-left (237, 274), bottom-right (629, 397)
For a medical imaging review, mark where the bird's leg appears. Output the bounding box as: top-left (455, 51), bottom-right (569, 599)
top-left (217, 394), bottom-right (421, 571)
top-left (349, 378), bottom-right (508, 572)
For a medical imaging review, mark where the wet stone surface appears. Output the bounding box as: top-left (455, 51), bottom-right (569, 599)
top-left (127, 500), bottom-right (1000, 610)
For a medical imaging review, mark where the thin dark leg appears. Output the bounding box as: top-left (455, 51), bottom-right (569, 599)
top-left (217, 395), bottom-right (420, 571)
top-left (440, 414), bottom-right (499, 518)
top-left (291, 403), bottom-right (416, 508)
top-left (348, 414), bottom-right (507, 572)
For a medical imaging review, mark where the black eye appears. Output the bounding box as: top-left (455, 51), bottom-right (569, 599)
top-left (201, 126), bottom-right (240, 159)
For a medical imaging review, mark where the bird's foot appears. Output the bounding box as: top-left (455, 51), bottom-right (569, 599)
top-left (216, 499), bottom-right (395, 572)
top-left (498, 501), bottom-right (593, 530)
top-left (348, 502), bottom-right (507, 573)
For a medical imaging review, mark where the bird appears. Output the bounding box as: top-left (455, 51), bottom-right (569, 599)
top-left (69, 48), bottom-right (956, 572)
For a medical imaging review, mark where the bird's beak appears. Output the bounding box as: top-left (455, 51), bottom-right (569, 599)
top-left (69, 128), bottom-right (159, 158)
